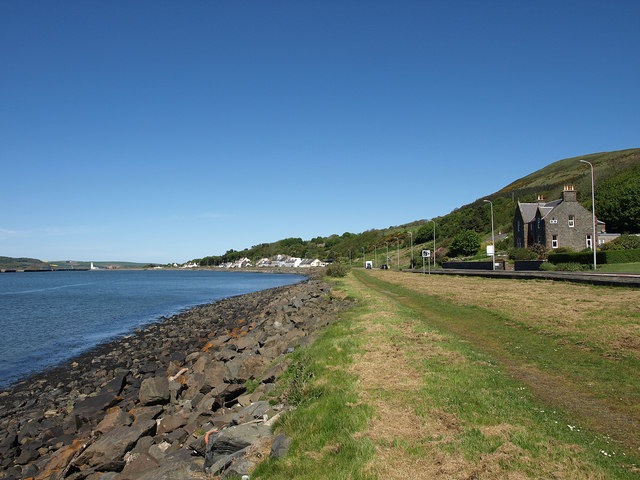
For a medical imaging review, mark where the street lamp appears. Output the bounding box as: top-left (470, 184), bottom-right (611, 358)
top-left (409, 232), bottom-right (414, 269)
top-left (397, 239), bottom-right (400, 270)
top-left (362, 247), bottom-right (365, 267)
top-left (385, 242), bottom-right (389, 268)
top-left (431, 220), bottom-right (436, 268)
top-left (483, 200), bottom-right (495, 271)
top-left (580, 160), bottom-right (597, 270)
top-left (374, 245), bottom-right (377, 268)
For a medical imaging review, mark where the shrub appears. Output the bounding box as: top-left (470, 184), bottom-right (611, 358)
top-left (553, 262), bottom-right (591, 271)
top-left (528, 243), bottom-right (548, 259)
top-left (601, 234), bottom-right (640, 251)
top-left (508, 247), bottom-right (538, 261)
top-left (325, 263), bottom-right (350, 277)
top-left (449, 230), bottom-right (481, 257)
top-left (539, 262), bottom-right (557, 271)
top-left (495, 236), bottom-right (511, 252)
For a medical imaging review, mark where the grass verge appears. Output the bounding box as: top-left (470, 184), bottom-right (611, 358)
top-left (598, 262), bottom-right (640, 273)
top-left (251, 279), bottom-right (375, 480)
top-left (253, 271), bottom-right (639, 479)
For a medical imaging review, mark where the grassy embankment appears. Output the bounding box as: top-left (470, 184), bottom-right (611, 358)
top-left (251, 270), bottom-right (639, 479)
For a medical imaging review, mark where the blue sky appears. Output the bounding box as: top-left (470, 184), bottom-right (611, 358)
top-left (2, 1), bottom-right (639, 263)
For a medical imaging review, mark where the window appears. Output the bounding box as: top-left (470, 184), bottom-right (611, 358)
top-left (552, 235), bottom-right (558, 248)
top-left (568, 215), bottom-right (575, 228)
top-left (586, 234), bottom-right (592, 249)
top-left (550, 218), bottom-right (558, 224)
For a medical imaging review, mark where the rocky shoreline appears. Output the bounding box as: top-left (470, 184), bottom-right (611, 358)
top-left (0, 274), bottom-right (350, 479)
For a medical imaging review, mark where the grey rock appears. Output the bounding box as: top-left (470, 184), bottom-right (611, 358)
top-left (231, 401), bottom-right (270, 425)
top-left (77, 419), bottom-right (156, 470)
top-left (270, 433), bottom-right (292, 459)
top-left (134, 449), bottom-right (203, 480)
top-left (138, 376), bottom-right (170, 406)
top-left (156, 413), bottom-right (188, 436)
top-left (221, 458), bottom-right (256, 479)
top-left (119, 452), bottom-right (159, 478)
top-left (204, 423), bottom-right (271, 472)
top-left (95, 408), bottom-right (133, 435)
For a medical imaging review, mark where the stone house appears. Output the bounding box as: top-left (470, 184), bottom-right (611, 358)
top-left (513, 186), bottom-right (603, 251)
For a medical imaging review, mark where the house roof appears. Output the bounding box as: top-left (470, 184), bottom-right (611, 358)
top-left (519, 199), bottom-right (563, 222)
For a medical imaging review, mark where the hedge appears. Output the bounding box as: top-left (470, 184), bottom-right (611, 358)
top-left (603, 248), bottom-right (640, 264)
top-left (548, 248), bottom-right (640, 265)
top-left (548, 251), bottom-right (605, 265)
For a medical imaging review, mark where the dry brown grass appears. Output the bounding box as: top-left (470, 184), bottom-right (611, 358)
top-left (343, 274), bottom-right (608, 480)
top-left (366, 270), bottom-right (640, 358)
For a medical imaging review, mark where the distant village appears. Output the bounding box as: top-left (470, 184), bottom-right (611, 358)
top-left (169, 255), bottom-right (328, 270)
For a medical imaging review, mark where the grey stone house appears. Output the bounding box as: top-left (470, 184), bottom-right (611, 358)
top-left (513, 186), bottom-right (603, 251)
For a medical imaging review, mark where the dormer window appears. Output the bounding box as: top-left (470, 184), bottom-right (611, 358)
top-left (568, 215), bottom-right (575, 228)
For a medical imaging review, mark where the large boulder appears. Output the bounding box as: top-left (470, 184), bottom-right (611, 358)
top-left (77, 419), bottom-right (156, 471)
top-left (138, 377), bottom-right (169, 406)
top-left (203, 423), bottom-right (271, 473)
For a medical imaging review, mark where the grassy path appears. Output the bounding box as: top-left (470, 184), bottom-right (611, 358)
top-left (253, 271), bottom-right (639, 479)
top-left (354, 270), bottom-right (640, 451)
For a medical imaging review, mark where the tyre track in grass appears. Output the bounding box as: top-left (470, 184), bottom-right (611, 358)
top-left (343, 273), bottom-right (623, 479)
top-left (353, 269), bottom-right (640, 456)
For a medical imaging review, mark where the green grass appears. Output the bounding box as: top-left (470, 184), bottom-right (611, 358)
top-left (251, 283), bottom-right (376, 480)
top-left (351, 270), bottom-right (640, 477)
top-left (598, 262), bottom-right (640, 273)
top-left (251, 272), bottom-right (639, 478)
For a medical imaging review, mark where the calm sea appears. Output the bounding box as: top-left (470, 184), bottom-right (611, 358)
top-left (0, 270), bottom-right (305, 388)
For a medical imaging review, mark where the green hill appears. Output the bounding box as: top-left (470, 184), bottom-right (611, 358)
top-left (194, 148), bottom-right (640, 266)
top-left (0, 256), bottom-right (51, 270)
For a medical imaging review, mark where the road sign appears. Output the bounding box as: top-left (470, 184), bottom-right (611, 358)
top-left (422, 249), bottom-right (431, 258)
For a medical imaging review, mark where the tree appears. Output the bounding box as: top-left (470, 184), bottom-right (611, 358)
top-left (601, 234), bottom-right (640, 250)
top-left (414, 223), bottom-right (439, 244)
top-left (596, 169), bottom-right (640, 233)
top-left (449, 230), bottom-right (481, 257)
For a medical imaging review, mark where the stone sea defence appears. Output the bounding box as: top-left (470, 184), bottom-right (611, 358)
top-left (0, 275), bottom-right (349, 479)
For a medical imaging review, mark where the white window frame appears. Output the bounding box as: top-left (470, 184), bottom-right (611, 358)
top-left (568, 215), bottom-right (575, 228)
top-left (586, 234), bottom-right (592, 249)
top-left (552, 235), bottom-right (558, 249)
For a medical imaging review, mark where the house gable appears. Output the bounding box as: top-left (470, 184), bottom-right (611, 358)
top-left (512, 186), bottom-right (599, 251)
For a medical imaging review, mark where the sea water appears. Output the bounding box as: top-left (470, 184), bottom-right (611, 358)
top-left (0, 269), bottom-right (305, 388)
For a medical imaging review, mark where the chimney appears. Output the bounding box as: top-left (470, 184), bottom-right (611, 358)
top-left (561, 185), bottom-right (577, 202)
top-left (536, 194), bottom-right (544, 203)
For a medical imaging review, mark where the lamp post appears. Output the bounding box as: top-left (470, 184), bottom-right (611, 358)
top-left (348, 249), bottom-right (351, 267)
top-left (385, 242), bottom-right (389, 268)
top-left (409, 232), bottom-right (414, 269)
top-left (432, 220), bottom-right (436, 268)
top-left (374, 245), bottom-right (377, 268)
top-left (483, 200), bottom-right (495, 271)
top-left (362, 247), bottom-right (365, 268)
top-left (397, 239), bottom-right (400, 270)
top-left (580, 159), bottom-right (597, 270)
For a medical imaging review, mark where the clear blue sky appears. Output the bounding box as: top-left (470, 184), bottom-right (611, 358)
top-left (2, 1), bottom-right (639, 263)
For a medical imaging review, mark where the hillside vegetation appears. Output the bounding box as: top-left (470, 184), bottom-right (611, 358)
top-left (195, 148), bottom-right (640, 266)
top-left (0, 256), bottom-right (50, 270)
